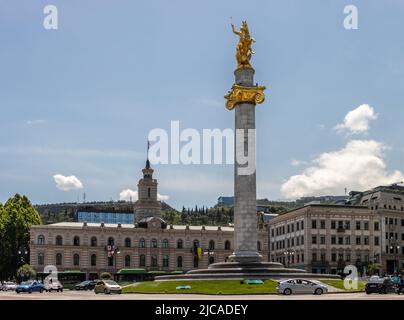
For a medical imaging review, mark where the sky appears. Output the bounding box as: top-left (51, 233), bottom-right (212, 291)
top-left (1, 0), bottom-right (404, 210)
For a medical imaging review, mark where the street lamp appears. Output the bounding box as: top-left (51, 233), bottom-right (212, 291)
top-left (105, 245), bottom-right (120, 279)
top-left (389, 237), bottom-right (400, 275)
top-left (18, 246), bottom-right (28, 264)
top-left (283, 249), bottom-right (295, 268)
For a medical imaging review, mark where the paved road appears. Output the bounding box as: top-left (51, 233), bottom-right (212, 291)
top-left (1, 290), bottom-right (404, 300)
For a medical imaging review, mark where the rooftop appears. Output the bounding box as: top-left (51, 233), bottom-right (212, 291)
top-left (31, 221), bottom-right (234, 232)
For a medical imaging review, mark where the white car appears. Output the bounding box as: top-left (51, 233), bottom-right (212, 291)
top-left (1, 281), bottom-right (17, 291)
top-left (277, 279), bottom-right (328, 295)
top-left (44, 279), bottom-right (63, 292)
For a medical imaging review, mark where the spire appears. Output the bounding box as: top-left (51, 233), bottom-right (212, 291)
top-left (145, 140), bottom-right (150, 169)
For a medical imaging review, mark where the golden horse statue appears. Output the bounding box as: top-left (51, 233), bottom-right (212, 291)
top-left (231, 21), bottom-right (256, 69)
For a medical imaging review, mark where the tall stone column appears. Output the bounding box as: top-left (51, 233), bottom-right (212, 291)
top-left (228, 67), bottom-right (263, 263)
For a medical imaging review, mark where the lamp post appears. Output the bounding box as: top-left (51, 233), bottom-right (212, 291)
top-left (283, 249), bottom-right (295, 268)
top-left (389, 237), bottom-right (400, 275)
top-left (105, 245), bottom-right (120, 280)
top-left (17, 246), bottom-right (28, 264)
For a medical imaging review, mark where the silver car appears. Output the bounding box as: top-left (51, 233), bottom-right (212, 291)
top-left (94, 280), bottom-right (122, 294)
top-left (277, 279), bottom-right (328, 295)
top-left (1, 281), bottom-right (17, 291)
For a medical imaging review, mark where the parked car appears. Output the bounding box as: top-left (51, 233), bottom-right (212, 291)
top-left (94, 280), bottom-right (122, 294)
top-left (395, 278), bottom-right (404, 294)
top-left (75, 280), bottom-right (96, 291)
top-left (16, 280), bottom-right (45, 294)
top-left (365, 277), bottom-right (396, 294)
top-left (1, 281), bottom-right (17, 291)
top-left (277, 279), bottom-right (328, 295)
top-left (45, 279), bottom-right (63, 292)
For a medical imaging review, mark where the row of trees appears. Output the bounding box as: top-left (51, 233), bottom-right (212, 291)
top-left (162, 206), bottom-right (234, 226)
top-left (0, 194), bottom-right (41, 280)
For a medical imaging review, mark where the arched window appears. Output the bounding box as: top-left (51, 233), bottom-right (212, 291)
top-left (162, 239), bottom-right (169, 249)
top-left (209, 256), bottom-right (215, 265)
top-left (151, 239), bottom-right (158, 248)
top-left (177, 239), bottom-right (183, 249)
top-left (163, 255), bottom-right (169, 268)
top-left (125, 238), bottom-right (131, 248)
top-left (209, 240), bottom-right (215, 250)
top-left (151, 255), bottom-right (158, 268)
top-left (257, 241), bottom-right (262, 251)
top-left (91, 237), bottom-right (97, 247)
top-left (225, 240), bottom-right (231, 250)
top-left (37, 235), bottom-right (45, 245)
top-left (177, 256), bottom-right (183, 268)
top-left (193, 256), bottom-right (199, 268)
top-left (139, 254), bottom-right (146, 267)
top-left (73, 254), bottom-right (80, 266)
top-left (107, 237), bottom-right (114, 246)
top-left (91, 254), bottom-right (96, 266)
top-left (56, 235), bottom-right (63, 246)
top-left (56, 253), bottom-right (62, 266)
top-left (38, 253), bottom-right (44, 265)
top-left (139, 238), bottom-right (146, 248)
top-left (73, 236), bottom-right (80, 246)
top-left (125, 255), bottom-right (131, 267)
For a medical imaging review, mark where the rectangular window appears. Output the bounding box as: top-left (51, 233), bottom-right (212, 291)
top-left (356, 221), bottom-right (361, 230)
top-left (338, 221), bottom-right (343, 229)
top-left (345, 221), bottom-right (350, 230)
top-left (356, 236), bottom-right (361, 245)
top-left (312, 236), bottom-right (317, 244)
top-left (331, 221), bottom-right (336, 229)
top-left (364, 221), bottom-right (369, 230)
top-left (301, 254), bottom-right (304, 263)
top-left (301, 221), bottom-right (304, 230)
top-left (312, 220), bottom-right (317, 229)
top-left (331, 236), bottom-right (336, 245)
top-left (296, 237), bottom-right (300, 246)
top-left (291, 224), bottom-right (294, 232)
top-left (320, 220), bottom-right (326, 229)
top-left (331, 253), bottom-right (336, 262)
top-left (296, 222), bottom-right (300, 231)
top-left (312, 253), bottom-right (317, 261)
top-left (320, 236), bottom-right (326, 245)
top-left (345, 237), bottom-right (351, 245)
top-left (364, 237), bottom-right (369, 245)
top-left (401, 219), bottom-right (404, 227)
top-left (301, 236), bottom-right (304, 245)
top-left (287, 225), bottom-right (290, 233)
top-left (346, 254), bottom-right (351, 262)
top-left (374, 222), bottom-right (379, 231)
top-left (374, 236), bottom-right (379, 246)
top-left (338, 237), bottom-right (343, 245)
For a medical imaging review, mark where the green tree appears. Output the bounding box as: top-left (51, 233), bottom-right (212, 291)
top-left (17, 264), bottom-right (36, 282)
top-left (0, 194), bottom-right (41, 280)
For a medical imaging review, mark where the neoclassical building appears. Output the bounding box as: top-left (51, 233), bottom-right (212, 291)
top-left (30, 159), bottom-right (269, 279)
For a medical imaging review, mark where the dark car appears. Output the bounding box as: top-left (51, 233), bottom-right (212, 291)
top-left (75, 280), bottom-right (96, 291)
top-left (16, 280), bottom-right (45, 294)
top-left (366, 278), bottom-right (396, 294)
top-left (396, 279), bottom-right (404, 294)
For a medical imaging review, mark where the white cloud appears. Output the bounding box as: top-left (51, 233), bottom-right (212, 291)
top-left (119, 188), bottom-right (169, 202)
top-left (26, 119), bottom-right (45, 125)
top-left (119, 189), bottom-right (138, 201)
top-left (290, 159), bottom-right (307, 167)
top-left (281, 140), bottom-right (404, 199)
top-left (53, 174), bottom-right (83, 191)
top-left (335, 104), bottom-right (377, 134)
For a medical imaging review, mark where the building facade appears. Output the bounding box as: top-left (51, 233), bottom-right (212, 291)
top-left (30, 160), bottom-right (269, 279)
top-left (77, 211), bottom-right (134, 224)
top-left (349, 184), bottom-right (404, 274)
top-left (269, 204), bottom-right (382, 275)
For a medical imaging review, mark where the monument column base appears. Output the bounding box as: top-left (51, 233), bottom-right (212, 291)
top-left (228, 250), bottom-right (263, 263)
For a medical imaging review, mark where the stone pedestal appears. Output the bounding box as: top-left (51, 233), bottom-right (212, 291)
top-left (228, 67), bottom-right (262, 264)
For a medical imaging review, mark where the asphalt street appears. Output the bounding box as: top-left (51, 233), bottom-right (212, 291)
top-left (1, 290), bottom-right (404, 300)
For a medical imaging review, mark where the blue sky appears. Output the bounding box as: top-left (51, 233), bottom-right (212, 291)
top-left (1, 0), bottom-right (404, 209)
